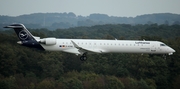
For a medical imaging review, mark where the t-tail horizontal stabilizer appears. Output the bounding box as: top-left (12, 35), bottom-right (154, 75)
top-left (4, 24), bottom-right (35, 41)
top-left (4, 24), bottom-right (44, 50)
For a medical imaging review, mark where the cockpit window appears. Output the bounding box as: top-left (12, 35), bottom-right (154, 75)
top-left (160, 44), bottom-right (166, 46)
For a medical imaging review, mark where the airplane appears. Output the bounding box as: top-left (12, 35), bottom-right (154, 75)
top-left (4, 24), bottom-right (175, 61)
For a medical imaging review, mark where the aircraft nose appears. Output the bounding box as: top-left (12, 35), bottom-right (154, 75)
top-left (171, 48), bottom-right (175, 53)
top-left (168, 47), bottom-right (175, 55)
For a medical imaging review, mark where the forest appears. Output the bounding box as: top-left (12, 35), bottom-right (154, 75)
top-left (1, 13), bottom-right (180, 30)
top-left (0, 24), bottom-right (180, 89)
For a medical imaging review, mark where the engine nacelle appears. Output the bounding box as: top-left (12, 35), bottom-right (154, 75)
top-left (40, 38), bottom-right (56, 45)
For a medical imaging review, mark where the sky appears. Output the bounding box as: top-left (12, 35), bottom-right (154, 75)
top-left (0, 0), bottom-right (180, 17)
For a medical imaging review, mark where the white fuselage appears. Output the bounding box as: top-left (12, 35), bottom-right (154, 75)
top-left (40, 39), bottom-right (175, 55)
top-left (4, 23), bottom-right (175, 60)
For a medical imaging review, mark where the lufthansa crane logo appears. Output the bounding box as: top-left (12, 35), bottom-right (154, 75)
top-left (19, 30), bottom-right (28, 40)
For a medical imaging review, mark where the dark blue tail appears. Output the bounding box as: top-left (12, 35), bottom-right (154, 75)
top-left (4, 24), bottom-right (34, 41)
top-left (4, 24), bottom-right (44, 50)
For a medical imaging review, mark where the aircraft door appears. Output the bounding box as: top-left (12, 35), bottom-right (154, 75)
top-left (151, 42), bottom-right (157, 53)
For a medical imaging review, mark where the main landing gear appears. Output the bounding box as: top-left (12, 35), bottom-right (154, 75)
top-left (80, 53), bottom-right (87, 61)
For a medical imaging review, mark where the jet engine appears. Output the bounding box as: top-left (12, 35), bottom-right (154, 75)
top-left (40, 38), bottom-right (56, 45)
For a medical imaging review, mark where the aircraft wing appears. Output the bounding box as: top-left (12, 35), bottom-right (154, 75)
top-left (71, 40), bottom-right (104, 55)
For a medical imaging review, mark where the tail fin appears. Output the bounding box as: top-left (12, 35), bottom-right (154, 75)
top-left (4, 24), bottom-right (44, 50)
top-left (4, 24), bottom-right (35, 41)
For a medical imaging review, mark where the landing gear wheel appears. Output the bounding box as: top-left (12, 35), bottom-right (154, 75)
top-left (80, 56), bottom-right (87, 61)
top-left (80, 53), bottom-right (87, 61)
